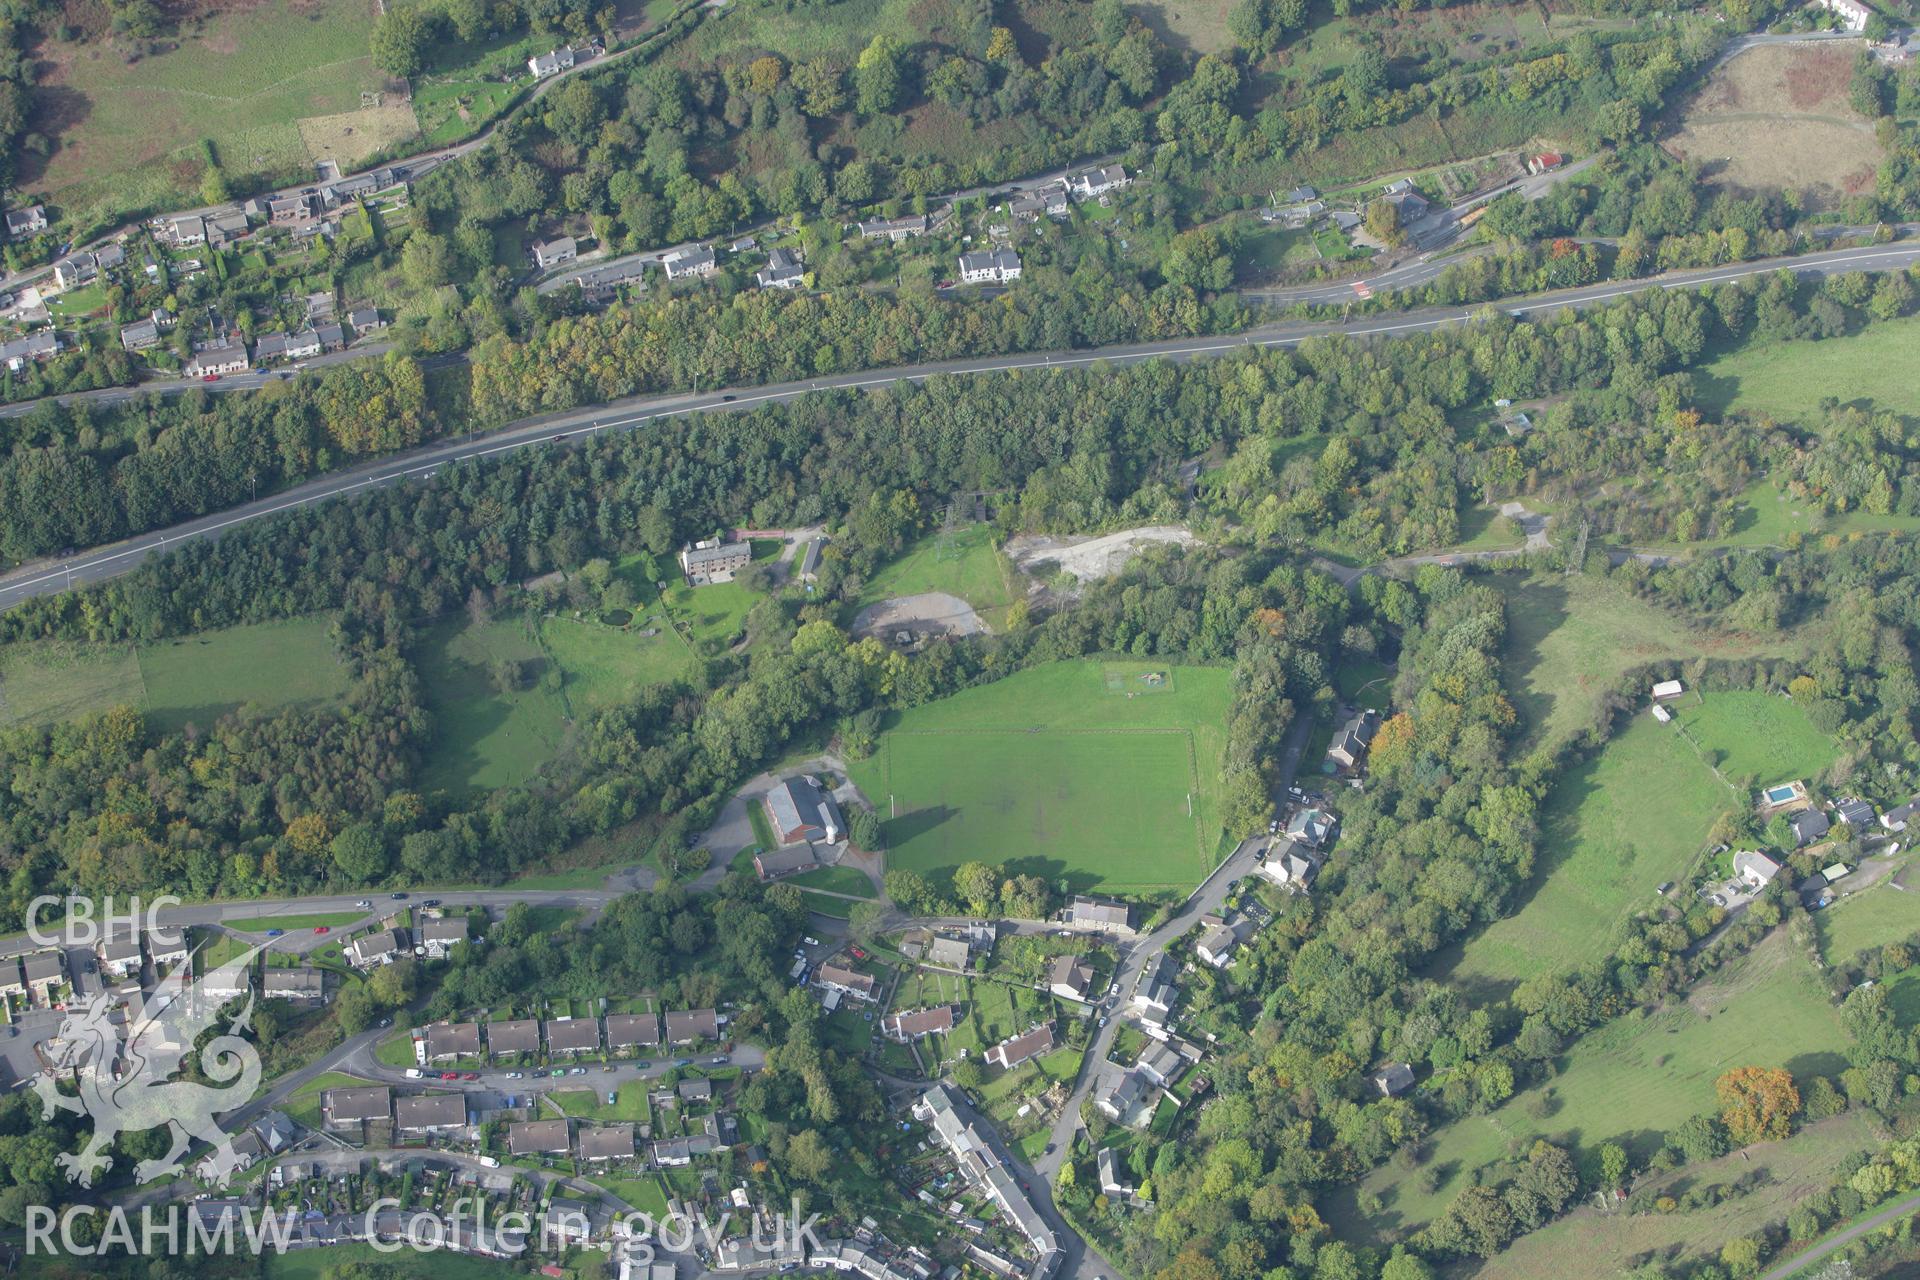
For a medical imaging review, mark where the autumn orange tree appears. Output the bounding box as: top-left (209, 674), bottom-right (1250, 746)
top-left (1716, 1066), bottom-right (1801, 1144)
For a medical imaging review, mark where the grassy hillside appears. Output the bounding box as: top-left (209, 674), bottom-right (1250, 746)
top-left (1336, 935), bottom-right (1847, 1242)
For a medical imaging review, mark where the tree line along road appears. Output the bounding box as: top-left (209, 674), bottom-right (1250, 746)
top-left (2, 239), bottom-right (1918, 615)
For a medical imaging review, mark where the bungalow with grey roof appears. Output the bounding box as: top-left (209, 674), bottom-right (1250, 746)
top-left (424, 1021), bottom-right (481, 1061)
top-left (881, 1005), bottom-right (955, 1041)
top-left (533, 236), bottom-right (577, 270)
top-left (346, 928), bottom-right (404, 968)
top-left (984, 1023), bottom-right (1053, 1070)
top-left (488, 1017), bottom-right (540, 1056)
top-left (545, 1017), bottom-right (601, 1054)
top-left (580, 1124), bottom-right (635, 1161)
top-left (418, 916), bottom-right (470, 958)
top-left (605, 1012), bottom-right (660, 1049)
top-left (395, 1093), bottom-right (468, 1135)
top-left (324, 1085), bottom-right (392, 1129)
top-left (664, 1008), bottom-right (720, 1044)
top-left (508, 1118), bottom-right (572, 1156)
top-left (264, 968), bottom-right (326, 1004)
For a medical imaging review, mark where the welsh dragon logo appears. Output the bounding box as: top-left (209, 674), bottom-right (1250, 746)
top-left (35, 940), bottom-right (267, 1188)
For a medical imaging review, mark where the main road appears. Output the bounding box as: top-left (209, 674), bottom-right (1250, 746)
top-left (3, 238), bottom-right (1918, 613)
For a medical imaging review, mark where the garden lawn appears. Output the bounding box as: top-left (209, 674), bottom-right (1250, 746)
top-left (594, 1173), bottom-right (671, 1217)
top-left (551, 1083), bottom-right (652, 1124)
top-left (413, 615), bottom-right (567, 795)
top-left (1672, 690), bottom-right (1836, 789)
top-left (1445, 713), bottom-right (1735, 993)
top-left (1338, 935), bottom-right (1846, 1243)
top-left (1499, 574), bottom-right (1803, 748)
top-left (848, 661), bottom-right (1232, 894)
top-left (855, 526), bottom-right (1020, 629)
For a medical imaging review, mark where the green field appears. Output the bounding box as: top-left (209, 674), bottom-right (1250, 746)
top-left (414, 616), bottom-right (568, 795)
top-left (266, 1242), bottom-right (514, 1280)
top-left (848, 661), bottom-right (1231, 893)
top-left (1340, 935), bottom-right (1848, 1241)
top-left (1500, 575), bottom-right (1802, 748)
top-left (1696, 314), bottom-right (1920, 423)
top-left (855, 526), bottom-right (1021, 629)
top-left (1446, 713), bottom-right (1735, 991)
top-left (1671, 690), bottom-right (1836, 788)
top-left (0, 616), bottom-right (350, 733)
top-left (539, 613), bottom-right (695, 711)
top-left (29, 0), bottom-right (387, 230)
top-left (1474, 1110), bottom-right (1881, 1280)
top-left (788, 865), bottom-right (876, 898)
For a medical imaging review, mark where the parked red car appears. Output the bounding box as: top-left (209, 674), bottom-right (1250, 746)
top-left (201, 374), bottom-right (220, 382)
top-left (462, 1072), bottom-right (480, 1081)
top-left (313, 925), bottom-right (330, 934)
top-left (440, 1071), bottom-right (459, 1081)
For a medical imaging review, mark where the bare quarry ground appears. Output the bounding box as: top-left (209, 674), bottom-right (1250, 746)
top-left (1667, 43), bottom-right (1881, 205)
top-left (1005, 525), bottom-right (1197, 585)
top-left (850, 592), bottom-right (988, 642)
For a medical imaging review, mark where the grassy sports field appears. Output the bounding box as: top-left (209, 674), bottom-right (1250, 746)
top-left (854, 526), bottom-right (1021, 629)
top-left (1499, 574), bottom-right (1803, 748)
top-left (848, 661), bottom-right (1231, 894)
top-left (1337, 935), bottom-right (1847, 1242)
top-left (29, 0), bottom-right (391, 230)
top-left (0, 616), bottom-right (349, 732)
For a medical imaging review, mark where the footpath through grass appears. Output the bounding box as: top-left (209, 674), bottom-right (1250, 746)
top-left (847, 660), bottom-right (1231, 895)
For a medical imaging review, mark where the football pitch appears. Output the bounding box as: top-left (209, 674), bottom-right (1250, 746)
top-left (851, 661), bottom-right (1230, 894)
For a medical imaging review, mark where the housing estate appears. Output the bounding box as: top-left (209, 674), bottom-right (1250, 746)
top-left (394, 1093), bottom-right (468, 1136)
top-left (347, 928), bottom-right (405, 968)
top-left (184, 344), bottom-right (250, 379)
top-left (915, 1085), bottom-right (1061, 1277)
